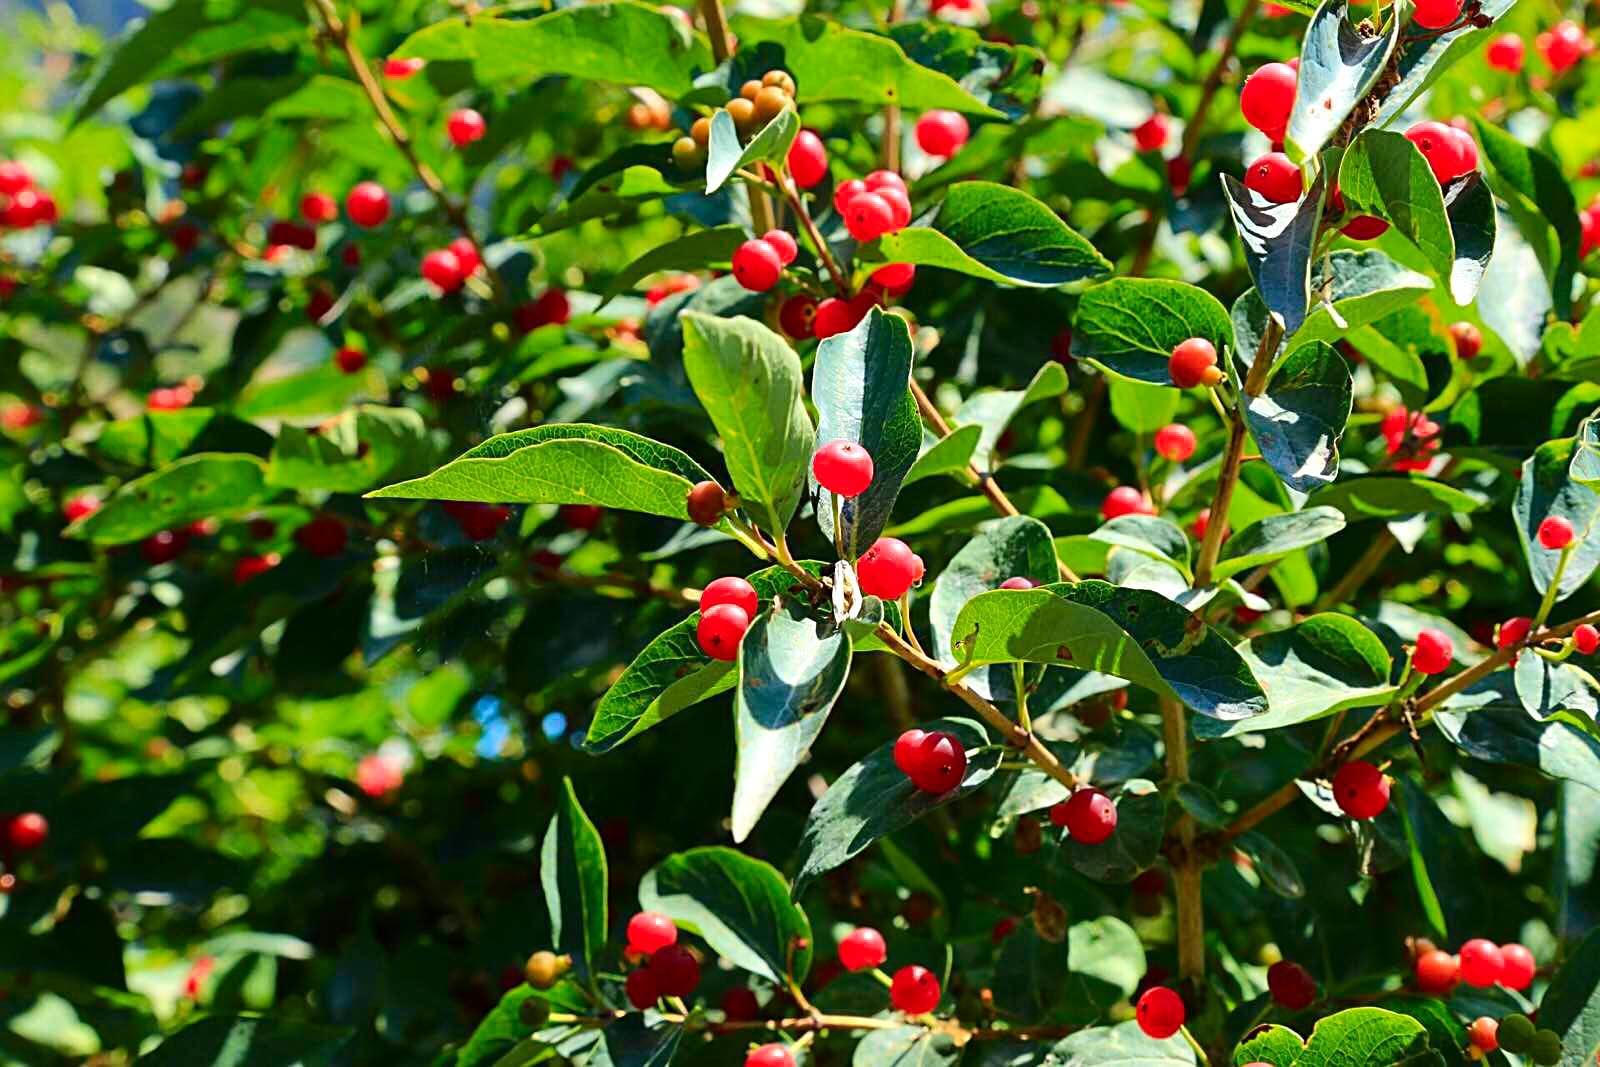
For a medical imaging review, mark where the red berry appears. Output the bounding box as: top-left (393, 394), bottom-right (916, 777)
top-left (233, 553), bottom-right (279, 584)
top-left (1412, 628), bottom-right (1453, 675)
top-left (872, 262), bottom-right (916, 294)
top-left (1133, 113), bottom-right (1171, 152)
top-left (687, 480), bottom-right (727, 526)
top-left (1267, 961), bottom-right (1318, 1012)
top-left (833, 179), bottom-right (867, 216)
top-left (1101, 486), bottom-right (1153, 521)
top-left (1538, 515), bottom-right (1575, 549)
top-left (444, 501), bottom-right (510, 540)
top-left (915, 110), bottom-right (969, 157)
top-left (422, 249), bottom-right (465, 292)
top-left (346, 181), bottom-right (391, 228)
top-left (838, 927), bottom-right (888, 972)
top-left (697, 604), bottom-right (751, 661)
top-left (865, 169), bottom-right (907, 195)
top-left (787, 129), bottom-right (829, 188)
top-left (1244, 151), bottom-right (1304, 203)
top-left (560, 504), bottom-right (602, 531)
top-left (1, 403), bottom-right (39, 431)
top-left (335, 346), bottom-right (367, 374)
top-left (761, 229), bottom-right (798, 266)
top-left (1468, 1017), bottom-right (1499, 1052)
top-left (1459, 939), bottom-right (1504, 988)
top-left (857, 538), bottom-right (923, 600)
top-left (1575, 624), bottom-right (1600, 655)
top-left (1499, 943), bottom-right (1536, 990)
top-left (648, 945), bottom-right (700, 997)
top-left (6, 812), bottom-right (47, 851)
top-left (447, 108), bottom-right (487, 146)
top-left (1487, 33), bottom-right (1526, 72)
top-left (889, 964), bottom-right (941, 1014)
top-left (844, 192), bottom-right (896, 241)
top-left (745, 1044), bottom-right (795, 1067)
top-left (627, 911), bottom-right (679, 955)
top-left (1136, 986), bottom-right (1186, 1039)
top-left (731, 239), bottom-right (784, 291)
top-left (700, 576), bottom-right (759, 619)
top-left (300, 191), bottom-right (337, 223)
top-left (515, 289), bottom-right (572, 332)
top-left (625, 968), bottom-right (659, 1009)
top-left (779, 295), bottom-right (819, 338)
top-left (1332, 760), bottom-right (1390, 819)
top-left (1057, 787), bottom-right (1118, 844)
top-left (1051, 328), bottom-right (1074, 364)
top-left (448, 237), bottom-right (481, 277)
top-left (384, 56), bottom-right (426, 79)
top-left (812, 440), bottom-right (874, 497)
top-left (1406, 121), bottom-right (1472, 184)
top-left (1154, 423), bottom-right (1197, 462)
top-left (908, 733), bottom-right (966, 794)
top-left (999, 576), bottom-right (1037, 590)
top-left (722, 986), bottom-right (760, 1021)
top-left (1240, 63), bottom-right (1298, 142)
top-left (1416, 949), bottom-right (1459, 994)
top-left (295, 515), bottom-right (348, 558)
top-left (1167, 156), bottom-right (1194, 195)
top-left (147, 385), bottom-right (195, 411)
top-left (1497, 616), bottom-right (1532, 649)
top-left (1449, 321), bottom-right (1482, 360)
top-left (0, 161), bottom-right (31, 196)
top-left (813, 296), bottom-right (866, 339)
top-left (64, 493), bottom-right (101, 523)
top-left (1584, 208), bottom-right (1600, 259)
top-left (1169, 337), bottom-right (1222, 388)
top-left (894, 729), bottom-right (930, 776)
top-left (1540, 20), bottom-right (1590, 73)
top-left (1342, 213), bottom-right (1390, 240)
top-left (1413, 0), bottom-right (1461, 31)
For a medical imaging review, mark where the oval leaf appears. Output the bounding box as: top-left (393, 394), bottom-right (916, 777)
top-left (1073, 278), bottom-right (1234, 384)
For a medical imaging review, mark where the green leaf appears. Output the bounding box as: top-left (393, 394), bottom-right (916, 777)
top-left (1073, 278), bottom-right (1234, 384)
top-left (1062, 780), bottom-right (1165, 883)
top-left (812, 308), bottom-right (921, 556)
top-left (1213, 506), bottom-right (1346, 580)
top-left (1538, 926), bottom-right (1600, 1067)
top-left (1513, 653), bottom-right (1599, 722)
top-left (852, 1026), bottom-right (964, 1066)
top-left (736, 15), bottom-right (1003, 113)
top-left (1373, 0), bottom-right (1516, 125)
top-left (681, 312), bottom-right (814, 537)
top-left (72, 0), bottom-right (306, 123)
top-left (598, 226), bottom-right (747, 307)
top-left (953, 362), bottom-right (1069, 472)
top-left (537, 144), bottom-right (689, 234)
top-left (732, 600), bottom-right (853, 843)
top-left (1245, 342), bottom-right (1352, 495)
top-left (1068, 916), bottom-right (1147, 1003)
top-left (1046, 1020), bottom-right (1197, 1065)
top-left (929, 515), bottom-right (1060, 702)
top-left (1397, 778), bottom-right (1478, 941)
top-left (887, 22), bottom-right (1044, 117)
top-left (1294, 1007), bottom-right (1442, 1067)
top-left (1308, 475), bottom-right (1483, 521)
top-left (1221, 170), bottom-right (1326, 339)
top-left (862, 182), bottom-right (1111, 288)
top-left (1198, 614), bottom-right (1394, 739)
top-left (1286, 250), bottom-right (1435, 353)
top-left (791, 717), bottom-right (999, 895)
top-left (905, 425), bottom-right (982, 485)
top-left (368, 424), bottom-right (717, 523)
top-left (1233, 1024), bottom-right (1306, 1066)
top-left (540, 779), bottom-right (608, 979)
top-left (1437, 674), bottom-right (1600, 792)
top-left (584, 567), bottom-right (808, 752)
top-left (1515, 427), bottom-right (1600, 602)
top-left (137, 1015), bottom-right (350, 1067)
top-left (638, 846), bottom-right (813, 984)
top-left (267, 406), bottom-right (428, 493)
top-left (1338, 130), bottom-right (1454, 285)
top-left (1110, 378), bottom-right (1180, 434)
top-left (1445, 172), bottom-right (1496, 305)
top-left (706, 106), bottom-right (799, 194)
top-left (395, 2), bottom-right (714, 95)
top-left (234, 364), bottom-right (378, 420)
top-left (1236, 831), bottom-right (1307, 898)
top-left (1474, 118), bottom-right (1582, 317)
top-left (1286, 0), bottom-right (1401, 162)
top-left (948, 581), bottom-right (1268, 720)
top-left (66, 454), bottom-right (272, 545)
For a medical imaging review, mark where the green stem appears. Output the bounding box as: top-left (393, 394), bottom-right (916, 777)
top-left (1534, 543), bottom-right (1575, 628)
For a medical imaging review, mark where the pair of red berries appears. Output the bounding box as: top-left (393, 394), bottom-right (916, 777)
top-left (446, 108), bottom-right (486, 147)
top-left (915, 110), bottom-right (970, 158)
top-left (1101, 485), bottom-right (1156, 521)
top-left (730, 230), bottom-right (799, 292)
top-left (1415, 939), bottom-right (1536, 993)
top-left (148, 385), bottom-right (195, 412)
top-left (894, 729), bottom-right (968, 794)
top-left (421, 237), bottom-right (482, 293)
top-left (813, 440), bottom-right (874, 497)
top-left (1048, 787), bottom-right (1119, 843)
top-left (1537, 514), bottom-right (1576, 550)
top-left (1169, 337), bottom-right (1223, 389)
top-left (3, 812), bottom-right (48, 852)
top-left (834, 169), bottom-right (912, 243)
top-left (857, 537), bottom-right (925, 600)
top-left (624, 946), bottom-right (700, 1009)
top-left (695, 576), bottom-right (760, 661)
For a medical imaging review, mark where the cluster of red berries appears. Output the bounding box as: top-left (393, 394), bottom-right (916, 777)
top-left (893, 728), bottom-right (968, 794)
top-left (623, 912), bottom-right (701, 1008)
top-left (2, 812), bottom-right (48, 853)
top-left (1381, 407), bottom-right (1441, 472)
top-left (834, 168), bottom-right (913, 244)
top-left (1413, 936), bottom-right (1536, 993)
top-left (836, 927), bottom-right (942, 1015)
top-left (420, 236), bottom-right (483, 294)
top-left (0, 160), bottom-right (58, 230)
top-left (1048, 786), bottom-right (1119, 843)
top-left (695, 576), bottom-right (759, 662)
top-left (1169, 337), bottom-right (1223, 390)
top-left (672, 70), bottom-right (797, 171)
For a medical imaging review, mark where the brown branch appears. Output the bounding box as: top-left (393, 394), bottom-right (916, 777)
top-left (1313, 528), bottom-right (1397, 611)
top-left (1161, 696), bottom-right (1205, 979)
top-left (1179, 0), bottom-right (1262, 163)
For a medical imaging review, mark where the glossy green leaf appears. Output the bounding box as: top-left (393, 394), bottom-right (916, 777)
top-left (1213, 506), bottom-right (1346, 580)
top-left (1110, 378), bottom-right (1179, 434)
top-left (1294, 1007), bottom-right (1440, 1067)
top-left (812, 308), bottom-right (921, 556)
top-left (1338, 130), bottom-right (1454, 285)
top-left (953, 362), bottom-right (1069, 471)
top-left (598, 226), bottom-right (746, 306)
top-left (682, 312), bottom-right (814, 537)
top-left (1236, 831), bottom-right (1307, 898)
top-left (1537, 926), bottom-right (1600, 1067)
top-left (863, 182), bottom-right (1111, 288)
top-left (1286, 0), bottom-right (1400, 162)
top-left (137, 1015), bottom-right (350, 1067)
top-left (368, 424), bottom-right (717, 523)
top-left (540, 779), bottom-right (608, 978)
top-left (904, 425), bottom-right (982, 485)
top-left (1233, 1024), bottom-right (1306, 1066)
top-left (1373, 0), bottom-right (1516, 125)
top-left (267, 406), bottom-right (428, 493)
top-left (1221, 170), bottom-right (1325, 338)
top-left (66, 454), bottom-right (272, 544)
top-left (732, 600), bottom-right (853, 843)
top-left (1046, 1020), bottom-right (1196, 1065)
top-left (1309, 476), bottom-right (1483, 521)
top-left (1445, 172), bottom-right (1497, 305)
top-left (1514, 426), bottom-right (1600, 602)
top-left (1474, 118), bottom-right (1582, 317)
top-left (1245, 342), bottom-right (1352, 494)
top-left (705, 105), bottom-right (799, 194)
top-left (1090, 514), bottom-right (1192, 575)
top-left (639, 846), bottom-right (813, 984)
top-left (1284, 250), bottom-right (1435, 354)
top-left (852, 1026), bottom-right (964, 1066)
top-left (1073, 278), bottom-right (1234, 384)
top-left (1437, 674), bottom-right (1600, 791)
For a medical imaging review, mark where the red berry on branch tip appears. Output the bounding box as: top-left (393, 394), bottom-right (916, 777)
top-left (812, 440), bottom-right (874, 498)
top-left (1169, 337), bottom-right (1222, 388)
top-left (1537, 515), bottom-right (1574, 549)
top-left (838, 927), bottom-right (888, 972)
top-left (1332, 760), bottom-right (1390, 819)
top-left (889, 964), bottom-right (941, 1014)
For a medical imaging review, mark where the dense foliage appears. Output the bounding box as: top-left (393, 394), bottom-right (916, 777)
top-left (8, 0), bottom-right (1600, 1063)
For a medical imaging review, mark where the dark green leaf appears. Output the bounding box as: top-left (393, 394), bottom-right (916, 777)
top-left (1073, 278), bottom-right (1234, 384)
top-left (1444, 172), bottom-right (1496, 305)
top-left (598, 226), bottom-right (747, 306)
top-left (1293, 1007), bottom-right (1441, 1067)
top-left (267, 406), bottom-right (428, 493)
top-left (1245, 342), bottom-right (1352, 494)
top-left (953, 362), bottom-right (1070, 472)
top-left (1474, 118), bottom-right (1582, 317)
top-left (1538, 926), bottom-right (1600, 1067)
top-left (1338, 130), bottom-right (1454, 285)
top-left (1221, 170), bottom-right (1325, 338)
top-left (1236, 831), bottom-right (1307, 898)
top-left (1286, 0), bottom-right (1400, 162)
top-left (1047, 1020), bottom-right (1196, 1064)
top-left (137, 1015), bottom-right (350, 1067)
top-left (1233, 1024), bottom-right (1306, 1066)
top-left (1090, 514), bottom-right (1192, 575)
top-left (67, 454), bottom-right (272, 544)
top-left (540, 779), bottom-right (608, 979)
top-left (1437, 675), bottom-right (1600, 791)
top-left (1308, 475), bottom-right (1483, 521)
top-left (852, 1026), bottom-right (964, 1066)
top-left (1213, 506), bottom-right (1346, 580)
